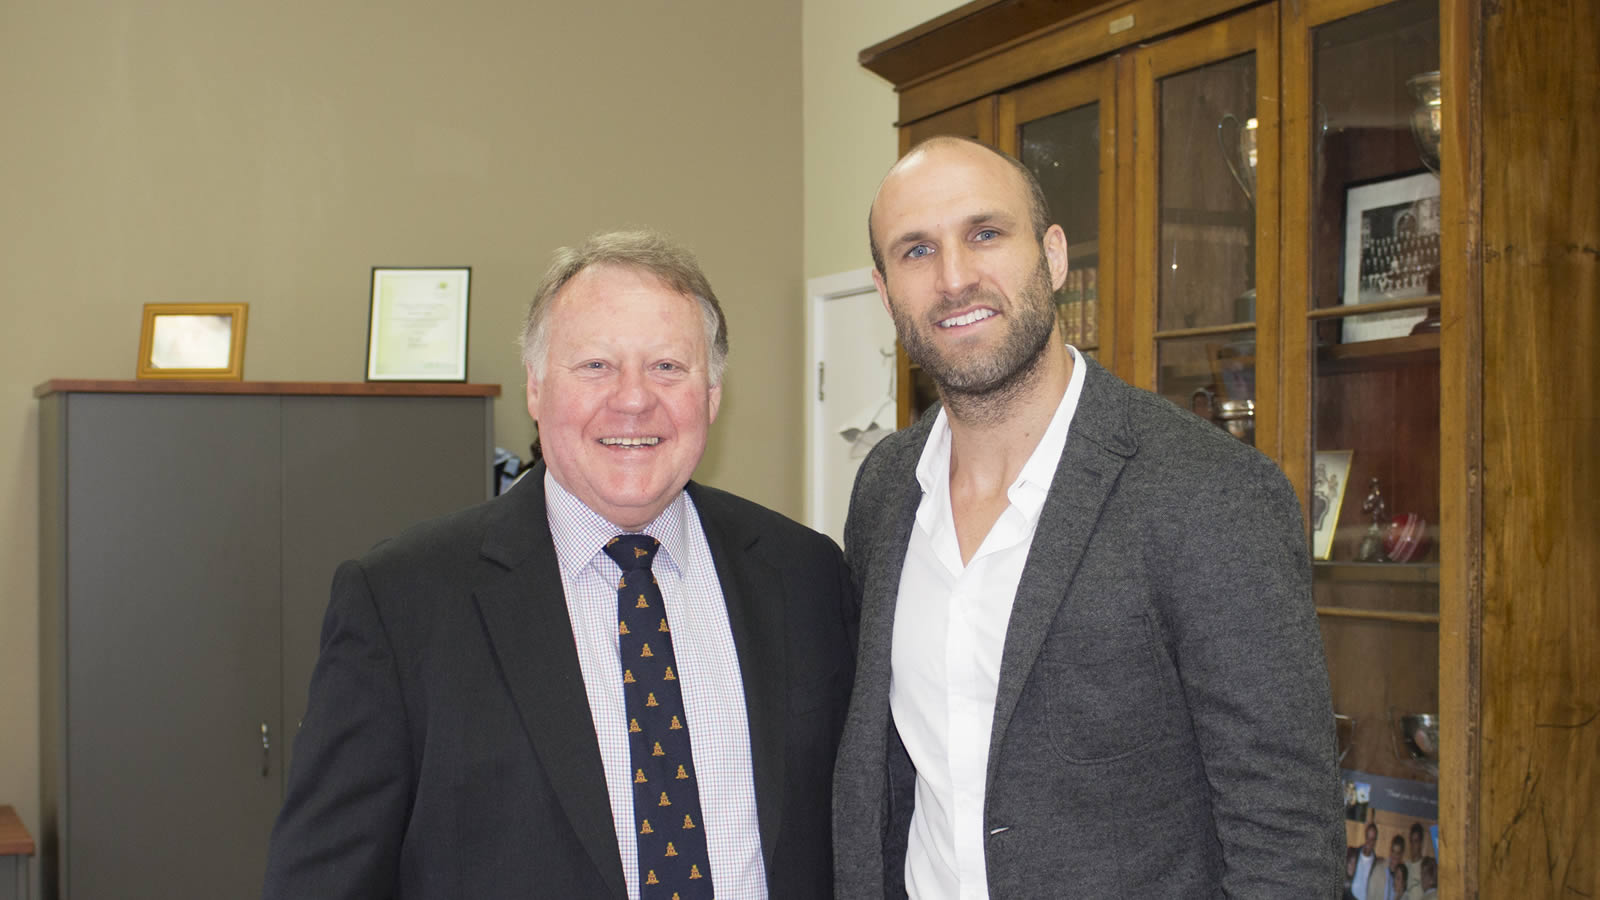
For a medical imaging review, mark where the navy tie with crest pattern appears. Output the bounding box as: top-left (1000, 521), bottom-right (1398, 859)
top-left (604, 534), bottom-right (715, 900)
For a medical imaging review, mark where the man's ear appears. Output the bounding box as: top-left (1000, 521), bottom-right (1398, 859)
top-left (707, 382), bottom-right (722, 425)
top-left (873, 267), bottom-right (891, 316)
top-left (524, 362), bottom-right (541, 422)
top-left (1043, 224), bottom-right (1070, 291)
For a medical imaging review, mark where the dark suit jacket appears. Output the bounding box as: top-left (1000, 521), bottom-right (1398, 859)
top-left (832, 359), bottom-right (1344, 898)
top-left (263, 467), bottom-right (855, 899)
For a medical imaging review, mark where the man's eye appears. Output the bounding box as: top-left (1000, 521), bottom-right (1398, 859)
top-left (582, 361), bottom-right (607, 370)
top-left (655, 362), bottom-right (680, 372)
top-left (905, 245), bottom-right (932, 259)
top-left (974, 229), bottom-right (999, 241)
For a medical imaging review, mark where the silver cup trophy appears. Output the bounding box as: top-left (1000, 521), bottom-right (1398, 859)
top-left (1405, 71), bottom-right (1444, 334)
top-left (1407, 71), bottom-right (1442, 175)
top-left (1217, 113), bottom-right (1258, 208)
top-left (1391, 709), bottom-right (1440, 777)
top-left (1215, 113), bottom-right (1260, 323)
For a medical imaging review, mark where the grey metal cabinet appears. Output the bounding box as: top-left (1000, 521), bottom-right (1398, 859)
top-left (36, 382), bottom-right (498, 900)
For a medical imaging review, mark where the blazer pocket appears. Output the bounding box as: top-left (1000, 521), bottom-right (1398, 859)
top-left (1039, 618), bottom-right (1167, 763)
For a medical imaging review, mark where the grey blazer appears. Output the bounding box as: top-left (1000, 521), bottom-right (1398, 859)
top-left (832, 358), bottom-right (1344, 898)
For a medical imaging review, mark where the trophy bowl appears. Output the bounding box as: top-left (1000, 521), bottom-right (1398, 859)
top-left (1407, 71), bottom-right (1442, 175)
top-left (1395, 712), bottom-right (1440, 775)
top-left (1217, 399), bottom-right (1256, 444)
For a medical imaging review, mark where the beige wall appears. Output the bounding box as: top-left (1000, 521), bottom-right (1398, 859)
top-left (0, 0), bottom-right (963, 879)
top-left (0, 0), bottom-right (805, 864)
top-left (802, 0), bottom-right (957, 280)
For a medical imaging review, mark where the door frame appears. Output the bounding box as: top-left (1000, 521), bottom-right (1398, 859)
top-left (803, 266), bottom-right (881, 536)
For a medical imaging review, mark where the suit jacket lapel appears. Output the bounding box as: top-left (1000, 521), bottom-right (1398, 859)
top-left (473, 466), bottom-right (628, 900)
top-left (856, 424), bottom-right (928, 706)
top-left (844, 414), bottom-right (930, 858)
top-left (689, 482), bottom-right (787, 870)
top-left (987, 360), bottom-right (1135, 787)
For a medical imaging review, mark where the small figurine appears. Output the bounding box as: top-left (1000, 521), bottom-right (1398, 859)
top-left (1355, 477), bottom-right (1389, 562)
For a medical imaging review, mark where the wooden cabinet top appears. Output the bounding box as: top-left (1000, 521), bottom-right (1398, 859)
top-left (34, 380), bottom-right (502, 399)
top-left (859, 0), bottom-right (1107, 83)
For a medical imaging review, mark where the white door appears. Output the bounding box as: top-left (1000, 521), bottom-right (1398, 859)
top-left (805, 268), bottom-right (898, 544)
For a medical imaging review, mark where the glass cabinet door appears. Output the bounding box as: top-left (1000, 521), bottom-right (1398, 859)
top-left (998, 61), bottom-right (1118, 367)
top-left (1132, 6), bottom-right (1280, 456)
top-left (1282, 0), bottom-right (1443, 860)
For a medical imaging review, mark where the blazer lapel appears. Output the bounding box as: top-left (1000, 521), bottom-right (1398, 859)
top-left (855, 427), bottom-right (927, 707)
top-left (841, 415), bottom-right (930, 853)
top-left (987, 360), bottom-right (1135, 786)
top-left (689, 483), bottom-right (787, 870)
top-left (472, 468), bottom-right (628, 900)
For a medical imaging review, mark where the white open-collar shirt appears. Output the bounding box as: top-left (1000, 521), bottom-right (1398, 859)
top-left (890, 345), bottom-right (1087, 900)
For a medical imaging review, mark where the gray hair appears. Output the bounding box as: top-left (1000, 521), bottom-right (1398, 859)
top-left (520, 229), bottom-right (729, 385)
top-left (868, 135), bottom-right (1053, 276)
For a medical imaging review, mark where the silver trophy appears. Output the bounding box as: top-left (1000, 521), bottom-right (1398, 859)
top-left (1405, 71), bottom-right (1444, 334)
top-left (1407, 71), bottom-right (1442, 175)
top-left (1356, 477), bottom-right (1389, 562)
top-left (1391, 709), bottom-right (1440, 777)
top-left (1217, 113), bottom-right (1260, 322)
top-left (1217, 113), bottom-right (1258, 207)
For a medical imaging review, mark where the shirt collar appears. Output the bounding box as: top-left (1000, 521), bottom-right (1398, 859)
top-left (1012, 344), bottom-right (1087, 508)
top-left (913, 344), bottom-right (1088, 526)
top-left (544, 470), bottom-right (691, 580)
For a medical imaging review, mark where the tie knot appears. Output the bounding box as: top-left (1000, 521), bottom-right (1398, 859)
top-left (603, 533), bottom-right (660, 571)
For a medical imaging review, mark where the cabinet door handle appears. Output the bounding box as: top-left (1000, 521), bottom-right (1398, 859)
top-left (261, 722), bottom-right (271, 777)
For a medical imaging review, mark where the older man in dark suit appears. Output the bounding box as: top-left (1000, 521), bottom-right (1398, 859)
top-left (832, 137), bottom-right (1343, 898)
top-left (264, 230), bottom-right (854, 899)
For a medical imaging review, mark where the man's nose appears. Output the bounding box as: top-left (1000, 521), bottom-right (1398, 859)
top-left (936, 243), bottom-right (979, 298)
top-left (610, 367), bottom-right (656, 412)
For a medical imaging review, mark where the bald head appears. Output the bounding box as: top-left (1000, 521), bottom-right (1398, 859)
top-left (868, 136), bottom-right (1053, 275)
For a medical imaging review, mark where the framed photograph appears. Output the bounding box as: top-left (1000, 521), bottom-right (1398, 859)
top-left (1312, 449), bottom-right (1353, 560)
top-left (366, 267), bottom-right (470, 381)
top-left (136, 303), bottom-right (248, 380)
top-left (1341, 171), bottom-right (1440, 342)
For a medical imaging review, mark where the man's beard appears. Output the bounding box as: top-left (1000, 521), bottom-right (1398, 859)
top-left (888, 257), bottom-right (1058, 415)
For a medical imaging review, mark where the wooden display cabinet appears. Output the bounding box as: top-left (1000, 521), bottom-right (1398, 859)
top-left (863, 0), bottom-right (1598, 896)
top-left (1283, 0), bottom-right (1444, 800)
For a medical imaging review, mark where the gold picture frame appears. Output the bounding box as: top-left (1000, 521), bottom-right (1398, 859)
top-left (1312, 449), bottom-right (1354, 560)
top-left (136, 303), bottom-right (249, 380)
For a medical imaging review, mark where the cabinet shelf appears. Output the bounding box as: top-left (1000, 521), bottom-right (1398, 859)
top-left (1316, 605), bottom-right (1440, 624)
top-left (1307, 295), bottom-right (1441, 320)
top-left (1316, 332), bottom-right (1440, 374)
top-left (1314, 561), bottom-right (1440, 584)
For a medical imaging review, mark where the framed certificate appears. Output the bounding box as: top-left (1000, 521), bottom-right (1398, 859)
top-left (137, 303), bottom-right (249, 380)
top-left (366, 267), bottom-right (471, 381)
